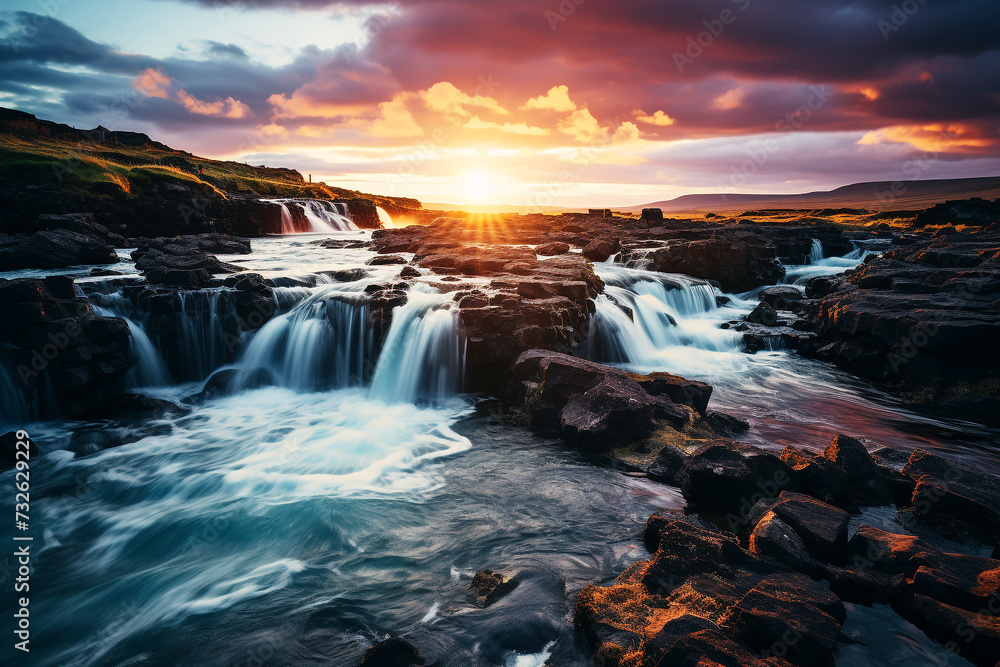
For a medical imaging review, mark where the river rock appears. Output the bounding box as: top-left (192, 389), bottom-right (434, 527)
top-left (821, 434), bottom-right (893, 506)
top-left (647, 230), bottom-right (785, 292)
top-left (677, 441), bottom-right (799, 517)
top-left (902, 448), bottom-right (1000, 544)
top-left (0, 228), bottom-right (119, 270)
top-left (509, 350), bottom-right (694, 447)
top-left (536, 242), bottom-right (569, 255)
top-left (0, 277), bottom-right (133, 416)
top-left (469, 570), bottom-right (519, 607)
top-left (359, 637), bottom-right (426, 667)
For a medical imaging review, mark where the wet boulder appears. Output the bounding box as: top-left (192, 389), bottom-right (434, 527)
top-left (469, 570), bottom-right (519, 607)
top-left (760, 285), bottom-right (805, 311)
top-left (820, 434), bottom-right (893, 506)
top-left (721, 573), bottom-right (845, 667)
top-left (359, 637), bottom-right (425, 667)
top-left (510, 350), bottom-right (693, 448)
top-left (677, 440), bottom-right (799, 516)
top-left (582, 237), bottom-right (619, 262)
top-left (535, 242), bottom-right (569, 255)
top-left (647, 230), bottom-right (785, 292)
top-left (0, 228), bottom-right (119, 270)
top-left (780, 446), bottom-right (854, 511)
top-left (626, 371), bottom-right (713, 416)
top-left (902, 448), bottom-right (1000, 544)
top-left (745, 301), bottom-right (778, 326)
top-left (749, 512), bottom-right (818, 575)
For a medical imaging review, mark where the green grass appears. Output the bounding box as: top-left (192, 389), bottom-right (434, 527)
top-left (0, 132), bottom-right (419, 210)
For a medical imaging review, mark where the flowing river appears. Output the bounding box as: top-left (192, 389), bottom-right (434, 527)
top-left (1, 228), bottom-right (996, 666)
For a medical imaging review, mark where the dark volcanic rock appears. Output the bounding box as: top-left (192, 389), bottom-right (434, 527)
top-left (359, 637), bottom-right (425, 667)
top-left (821, 434), bottom-right (893, 506)
top-left (576, 518), bottom-right (845, 667)
top-left (803, 228), bottom-right (1000, 414)
top-left (902, 448), bottom-right (1000, 544)
top-left (0, 277), bottom-right (132, 416)
top-left (0, 228), bottom-right (119, 270)
top-left (536, 242), bottom-right (570, 255)
top-left (647, 230), bottom-right (785, 292)
top-left (469, 570), bottom-right (519, 607)
top-left (131, 234), bottom-right (248, 286)
top-left (678, 440), bottom-right (799, 517)
top-left (509, 350), bottom-right (694, 447)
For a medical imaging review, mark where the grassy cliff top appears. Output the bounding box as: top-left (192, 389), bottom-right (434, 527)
top-left (0, 107), bottom-right (421, 211)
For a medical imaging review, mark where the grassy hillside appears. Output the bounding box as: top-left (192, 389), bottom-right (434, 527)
top-left (0, 107), bottom-right (420, 212)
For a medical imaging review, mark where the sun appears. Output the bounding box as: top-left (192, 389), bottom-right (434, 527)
top-left (461, 170), bottom-right (498, 203)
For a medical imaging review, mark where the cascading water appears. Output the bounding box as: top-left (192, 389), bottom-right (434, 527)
top-left (90, 293), bottom-right (172, 389)
top-left (263, 199), bottom-right (359, 233)
top-left (0, 351), bottom-right (33, 429)
top-left (376, 206), bottom-right (396, 228)
top-left (805, 238), bottom-right (824, 264)
top-left (234, 290), bottom-right (373, 392)
top-left (583, 266), bottom-right (743, 375)
top-left (783, 242), bottom-right (874, 285)
top-left (368, 288), bottom-right (465, 405)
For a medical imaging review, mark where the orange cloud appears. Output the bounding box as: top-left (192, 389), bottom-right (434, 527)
top-left (177, 90), bottom-right (251, 118)
top-left (521, 85), bottom-right (576, 112)
top-left (857, 123), bottom-right (995, 152)
top-left (420, 81), bottom-right (509, 119)
top-left (558, 108), bottom-right (605, 142)
top-left (132, 68), bottom-right (170, 99)
top-left (634, 109), bottom-right (676, 126)
top-left (463, 116), bottom-right (549, 136)
top-left (369, 96), bottom-right (423, 138)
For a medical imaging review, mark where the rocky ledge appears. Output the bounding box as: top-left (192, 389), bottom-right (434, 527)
top-left (576, 435), bottom-right (1000, 667)
top-left (0, 275), bottom-right (133, 415)
top-left (800, 228), bottom-right (1000, 418)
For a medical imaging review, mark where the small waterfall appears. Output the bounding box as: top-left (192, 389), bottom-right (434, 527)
top-left (805, 239), bottom-right (824, 265)
top-left (0, 353), bottom-right (33, 430)
top-left (88, 287), bottom-right (246, 383)
top-left (585, 266), bottom-right (743, 375)
top-left (376, 206), bottom-right (396, 229)
top-left (278, 204), bottom-right (296, 234)
top-left (0, 346), bottom-right (59, 429)
top-left (369, 289), bottom-right (465, 405)
top-left (91, 294), bottom-right (172, 389)
top-left (234, 291), bottom-right (373, 392)
top-left (263, 199), bottom-right (359, 233)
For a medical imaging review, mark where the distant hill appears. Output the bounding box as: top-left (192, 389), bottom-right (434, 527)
top-left (0, 107), bottom-right (421, 212)
top-left (628, 177), bottom-right (1000, 213)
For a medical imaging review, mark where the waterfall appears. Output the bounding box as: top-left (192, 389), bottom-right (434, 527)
top-left (234, 291), bottom-right (373, 392)
top-left (278, 204), bottom-right (296, 234)
top-left (805, 239), bottom-right (824, 265)
top-left (231, 284), bottom-right (464, 404)
top-left (88, 287), bottom-right (246, 383)
top-left (369, 289), bottom-right (465, 405)
top-left (0, 352), bottom-right (33, 430)
top-left (585, 265), bottom-right (744, 376)
top-left (90, 294), bottom-right (172, 389)
top-left (296, 201), bottom-right (357, 233)
top-left (263, 199), bottom-right (359, 233)
top-left (376, 206), bottom-right (396, 228)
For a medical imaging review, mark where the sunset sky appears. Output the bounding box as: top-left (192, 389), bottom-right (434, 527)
top-left (1, 0), bottom-right (998, 206)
